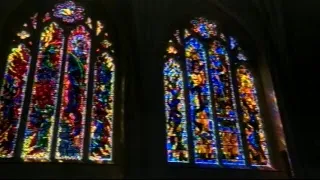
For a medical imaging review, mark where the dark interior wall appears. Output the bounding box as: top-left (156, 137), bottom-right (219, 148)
top-left (282, 0), bottom-right (320, 178)
top-left (0, 0), bottom-right (319, 179)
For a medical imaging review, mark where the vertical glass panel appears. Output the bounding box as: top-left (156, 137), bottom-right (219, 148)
top-left (89, 34), bottom-right (115, 162)
top-left (0, 44), bottom-right (32, 158)
top-left (185, 38), bottom-right (218, 165)
top-left (164, 43), bottom-right (189, 163)
top-left (22, 23), bottom-right (65, 161)
top-left (207, 40), bottom-right (245, 166)
top-left (236, 65), bottom-right (270, 166)
top-left (56, 25), bottom-right (91, 161)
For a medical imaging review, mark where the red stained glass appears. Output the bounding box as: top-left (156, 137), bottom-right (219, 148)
top-left (22, 23), bottom-right (65, 161)
top-left (0, 44), bottom-right (31, 158)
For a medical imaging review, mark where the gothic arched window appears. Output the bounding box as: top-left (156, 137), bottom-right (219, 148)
top-left (164, 17), bottom-right (272, 169)
top-left (0, 0), bottom-right (116, 163)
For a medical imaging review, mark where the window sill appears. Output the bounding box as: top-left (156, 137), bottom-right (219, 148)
top-left (155, 164), bottom-right (289, 179)
top-left (0, 162), bottom-right (123, 179)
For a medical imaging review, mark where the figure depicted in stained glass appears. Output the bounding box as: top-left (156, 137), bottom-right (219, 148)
top-left (163, 39), bottom-right (189, 163)
top-left (22, 23), bottom-right (65, 161)
top-left (0, 44), bottom-right (31, 158)
top-left (236, 65), bottom-right (269, 166)
top-left (165, 61), bottom-right (189, 162)
top-left (207, 41), bottom-right (244, 165)
top-left (185, 38), bottom-right (217, 164)
top-left (56, 25), bottom-right (90, 160)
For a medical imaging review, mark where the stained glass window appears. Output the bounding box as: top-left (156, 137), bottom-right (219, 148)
top-left (0, 0), bottom-right (116, 163)
top-left (164, 17), bottom-right (271, 169)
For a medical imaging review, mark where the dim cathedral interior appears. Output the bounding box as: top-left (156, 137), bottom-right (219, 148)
top-left (0, 0), bottom-right (318, 179)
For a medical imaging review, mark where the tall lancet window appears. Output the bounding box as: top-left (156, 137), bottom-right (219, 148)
top-left (164, 17), bottom-right (273, 169)
top-left (0, 0), bottom-right (116, 163)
